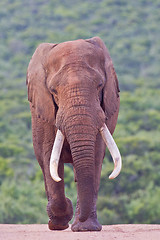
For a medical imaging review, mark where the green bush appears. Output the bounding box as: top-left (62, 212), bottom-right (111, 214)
top-left (0, 0), bottom-right (160, 224)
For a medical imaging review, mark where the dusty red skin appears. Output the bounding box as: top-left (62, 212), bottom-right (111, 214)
top-left (27, 37), bottom-right (120, 231)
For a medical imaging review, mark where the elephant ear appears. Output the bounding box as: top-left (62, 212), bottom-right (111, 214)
top-left (86, 37), bottom-right (120, 129)
top-left (102, 44), bottom-right (120, 120)
top-left (26, 43), bottom-right (57, 123)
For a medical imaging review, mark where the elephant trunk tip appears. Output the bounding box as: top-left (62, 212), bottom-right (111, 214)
top-left (78, 193), bottom-right (93, 223)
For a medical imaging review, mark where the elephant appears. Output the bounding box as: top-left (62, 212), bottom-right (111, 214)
top-left (26, 36), bottom-right (122, 232)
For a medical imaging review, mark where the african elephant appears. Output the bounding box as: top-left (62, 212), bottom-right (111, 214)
top-left (26, 36), bottom-right (122, 232)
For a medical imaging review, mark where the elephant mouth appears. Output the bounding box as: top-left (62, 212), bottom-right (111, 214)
top-left (50, 123), bottom-right (122, 182)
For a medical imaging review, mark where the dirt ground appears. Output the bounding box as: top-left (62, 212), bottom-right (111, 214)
top-left (0, 224), bottom-right (160, 240)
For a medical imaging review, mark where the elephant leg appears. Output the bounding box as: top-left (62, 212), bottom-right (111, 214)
top-left (71, 193), bottom-right (102, 232)
top-left (31, 108), bottom-right (73, 230)
top-left (71, 133), bottom-right (105, 232)
top-left (47, 161), bottom-right (73, 230)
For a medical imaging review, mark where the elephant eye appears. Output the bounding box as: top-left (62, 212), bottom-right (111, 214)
top-left (50, 86), bottom-right (57, 94)
top-left (97, 83), bottom-right (103, 89)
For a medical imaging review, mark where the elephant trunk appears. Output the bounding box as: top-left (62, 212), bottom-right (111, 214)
top-left (66, 123), bottom-right (96, 222)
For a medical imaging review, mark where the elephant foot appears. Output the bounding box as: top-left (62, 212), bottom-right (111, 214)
top-left (47, 198), bottom-right (73, 231)
top-left (71, 216), bottom-right (102, 232)
top-left (48, 219), bottom-right (69, 230)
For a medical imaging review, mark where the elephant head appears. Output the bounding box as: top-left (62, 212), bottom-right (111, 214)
top-left (27, 37), bottom-right (121, 223)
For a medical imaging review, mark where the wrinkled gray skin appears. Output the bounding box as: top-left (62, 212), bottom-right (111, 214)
top-left (27, 37), bottom-right (120, 231)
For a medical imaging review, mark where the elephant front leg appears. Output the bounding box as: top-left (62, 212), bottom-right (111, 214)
top-left (46, 161), bottom-right (73, 230)
top-left (71, 194), bottom-right (102, 232)
top-left (71, 165), bottom-right (102, 232)
top-left (31, 111), bottom-right (73, 230)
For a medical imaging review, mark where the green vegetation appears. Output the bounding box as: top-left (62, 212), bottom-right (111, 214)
top-left (0, 0), bottom-right (159, 224)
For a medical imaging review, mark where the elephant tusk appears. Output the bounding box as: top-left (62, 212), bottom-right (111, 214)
top-left (50, 129), bottom-right (65, 182)
top-left (100, 123), bottom-right (122, 179)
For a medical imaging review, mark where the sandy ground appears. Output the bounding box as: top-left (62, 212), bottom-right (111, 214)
top-left (0, 224), bottom-right (160, 240)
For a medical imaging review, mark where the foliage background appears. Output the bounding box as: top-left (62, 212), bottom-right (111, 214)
top-left (0, 0), bottom-right (160, 224)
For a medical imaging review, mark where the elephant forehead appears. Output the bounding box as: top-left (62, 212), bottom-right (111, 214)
top-left (47, 40), bottom-right (104, 72)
